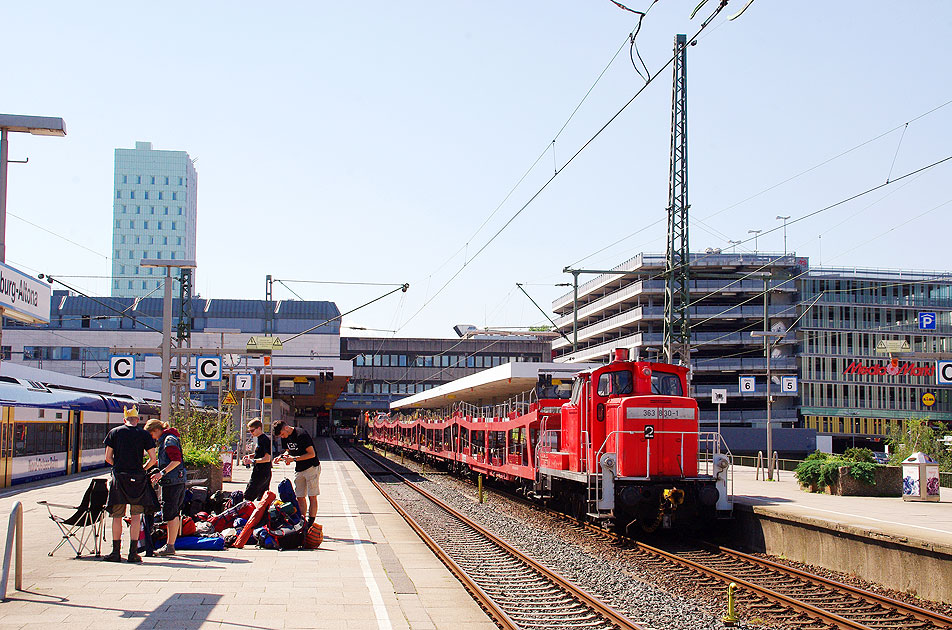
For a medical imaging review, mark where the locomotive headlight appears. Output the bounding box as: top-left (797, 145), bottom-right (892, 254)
top-left (641, 367), bottom-right (651, 376)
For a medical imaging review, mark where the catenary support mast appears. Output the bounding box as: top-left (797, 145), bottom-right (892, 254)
top-left (664, 33), bottom-right (690, 368)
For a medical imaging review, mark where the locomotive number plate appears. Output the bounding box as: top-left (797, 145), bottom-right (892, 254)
top-left (626, 407), bottom-right (694, 420)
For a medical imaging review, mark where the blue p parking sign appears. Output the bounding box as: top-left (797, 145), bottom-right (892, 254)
top-left (919, 312), bottom-right (937, 330)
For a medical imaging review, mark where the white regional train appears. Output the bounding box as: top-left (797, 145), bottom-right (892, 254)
top-left (0, 373), bottom-right (160, 488)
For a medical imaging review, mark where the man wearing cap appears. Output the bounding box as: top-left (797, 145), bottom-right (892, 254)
top-left (103, 406), bottom-right (157, 563)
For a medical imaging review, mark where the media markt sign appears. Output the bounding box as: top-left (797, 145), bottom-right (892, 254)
top-left (0, 262), bottom-right (51, 324)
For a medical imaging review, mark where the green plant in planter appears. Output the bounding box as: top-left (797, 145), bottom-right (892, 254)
top-left (794, 449), bottom-right (879, 490)
top-left (183, 446), bottom-right (220, 469)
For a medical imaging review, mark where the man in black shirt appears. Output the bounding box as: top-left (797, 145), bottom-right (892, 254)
top-left (274, 420), bottom-right (320, 528)
top-left (103, 406), bottom-right (157, 563)
top-left (242, 419), bottom-right (272, 501)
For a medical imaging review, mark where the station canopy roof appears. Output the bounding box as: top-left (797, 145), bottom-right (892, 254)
top-left (390, 361), bottom-right (600, 411)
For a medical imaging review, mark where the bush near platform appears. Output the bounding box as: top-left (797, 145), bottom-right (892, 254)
top-left (886, 418), bottom-right (952, 471)
top-left (794, 450), bottom-right (899, 496)
top-left (174, 410), bottom-right (236, 495)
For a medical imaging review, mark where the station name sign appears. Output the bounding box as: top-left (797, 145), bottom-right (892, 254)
top-left (0, 262), bottom-right (51, 324)
top-left (843, 361), bottom-right (934, 377)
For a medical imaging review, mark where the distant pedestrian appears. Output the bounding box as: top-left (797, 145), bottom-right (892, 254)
top-left (273, 420), bottom-right (320, 528)
top-left (242, 419), bottom-right (272, 501)
top-left (104, 406), bottom-right (157, 563)
top-left (145, 419), bottom-right (186, 557)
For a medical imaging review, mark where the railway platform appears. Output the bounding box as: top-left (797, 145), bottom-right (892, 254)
top-left (0, 437), bottom-right (497, 630)
top-left (730, 464), bottom-right (952, 602)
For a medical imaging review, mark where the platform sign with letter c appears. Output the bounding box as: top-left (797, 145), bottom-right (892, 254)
top-left (109, 355), bottom-right (135, 380)
top-left (938, 361), bottom-right (952, 385)
top-left (196, 356), bottom-right (222, 381)
top-left (739, 376), bottom-right (756, 393)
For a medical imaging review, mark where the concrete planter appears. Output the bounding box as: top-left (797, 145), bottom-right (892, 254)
top-left (186, 463), bottom-right (223, 495)
top-left (828, 465), bottom-right (901, 497)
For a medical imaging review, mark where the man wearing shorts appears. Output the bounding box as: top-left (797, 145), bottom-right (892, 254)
top-left (274, 420), bottom-right (320, 528)
top-left (104, 406), bottom-right (157, 563)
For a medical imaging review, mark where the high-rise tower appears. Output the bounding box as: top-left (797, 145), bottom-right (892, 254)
top-left (111, 141), bottom-right (197, 297)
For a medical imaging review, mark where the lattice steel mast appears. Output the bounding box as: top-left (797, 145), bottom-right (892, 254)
top-left (664, 33), bottom-right (690, 367)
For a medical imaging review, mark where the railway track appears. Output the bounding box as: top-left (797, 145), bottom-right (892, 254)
top-left (365, 441), bottom-right (952, 630)
top-left (631, 542), bottom-right (952, 630)
top-left (345, 446), bottom-right (645, 630)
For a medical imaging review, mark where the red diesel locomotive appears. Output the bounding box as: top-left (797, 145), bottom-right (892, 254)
top-left (369, 349), bottom-right (732, 532)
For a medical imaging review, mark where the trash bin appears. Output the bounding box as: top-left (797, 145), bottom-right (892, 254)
top-left (222, 451), bottom-right (234, 483)
top-left (901, 452), bottom-right (941, 502)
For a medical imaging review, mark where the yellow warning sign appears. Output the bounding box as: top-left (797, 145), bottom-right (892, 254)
top-left (246, 336), bottom-right (283, 353)
top-left (222, 391), bottom-right (238, 405)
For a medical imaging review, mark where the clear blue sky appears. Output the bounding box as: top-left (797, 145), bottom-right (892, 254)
top-left (4, 2), bottom-right (951, 338)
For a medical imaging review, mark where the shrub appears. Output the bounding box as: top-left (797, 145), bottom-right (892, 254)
top-left (887, 418), bottom-right (952, 471)
top-left (795, 452), bottom-right (878, 490)
top-left (183, 446), bottom-right (220, 469)
top-left (843, 447), bottom-right (874, 463)
top-left (172, 410), bottom-right (236, 468)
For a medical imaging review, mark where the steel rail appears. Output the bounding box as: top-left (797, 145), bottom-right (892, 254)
top-left (633, 541), bottom-right (874, 629)
top-left (714, 546), bottom-right (952, 629)
top-left (350, 446), bottom-right (644, 630)
top-left (369, 439), bottom-right (952, 630)
top-left (346, 451), bottom-right (519, 630)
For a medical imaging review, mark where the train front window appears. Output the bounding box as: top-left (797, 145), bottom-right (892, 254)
top-left (597, 370), bottom-right (633, 397)
top-left (536, 380), bottom-right (573, 400)
top-left (570, 378), bottom-right (583, 405)
top-left (651, 372), bottom-right (683, 396)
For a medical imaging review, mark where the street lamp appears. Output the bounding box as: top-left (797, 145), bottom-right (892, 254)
top-left (0, 114), bottom-right (67, 365)
top-left (748, 229), bottom-right (762, 255)
top-left (728, 239), bottom-right (742, 253)
top-left (776, 215), bottom-right (791, 256)
top-left (751, 329), bottom-right (785, 481)
top-left (141, 258), bottom-right (196, 423)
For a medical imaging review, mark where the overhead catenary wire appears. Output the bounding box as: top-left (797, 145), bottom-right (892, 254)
top-left (398, 2), bottom-right (730, 334)
top-left (278, 283), bottom-right (409, 345)
top-left (41, 276), bottom-right (164, 334)
top-left (568, 98), bottom-right (952, 268)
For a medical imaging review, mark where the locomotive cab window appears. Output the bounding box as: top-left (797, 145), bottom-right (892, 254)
top-left (597, 370), bottom-right (633, 397)
top-left (651, 372), bottom-right (683, 396)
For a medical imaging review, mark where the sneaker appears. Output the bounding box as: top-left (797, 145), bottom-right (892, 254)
top-left (155, 545), bottom-right (176, 557)
top-left (103, 551), bottom-right (123, 563)
top-left (127, 552), bottom-right (143, 564)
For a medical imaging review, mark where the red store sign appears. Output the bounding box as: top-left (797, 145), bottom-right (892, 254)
top-left (843, 361), bottom-right (934, 377)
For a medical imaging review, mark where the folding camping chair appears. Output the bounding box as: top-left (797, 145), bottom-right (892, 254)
top-left (38, 477), bottom-right (109, 557)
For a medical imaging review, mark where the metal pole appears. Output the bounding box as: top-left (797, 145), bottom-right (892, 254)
top-left (763, 274), bottom-right (771, 480)
top-left (572, 272), bottom-right (579, 352)
top-left (0, 129), bottom-right (8, 367)
top-left (783, 219), bottom-right (788, 256)
top-left (0, 129), bottom-right (8, 264)
top-left (767, 342), bottom-right (773, 481)
top-left (161, 267), bottom-right (173, 424)
top-left (717, 402), bottom-right (721, 446)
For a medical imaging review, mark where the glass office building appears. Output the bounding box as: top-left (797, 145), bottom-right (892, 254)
top-left (111, 141), bottom-right (198, 297)
top-left (799, 267), bottom-right (952, 447)
top-left (550, 252), bottom-right (952, 453)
